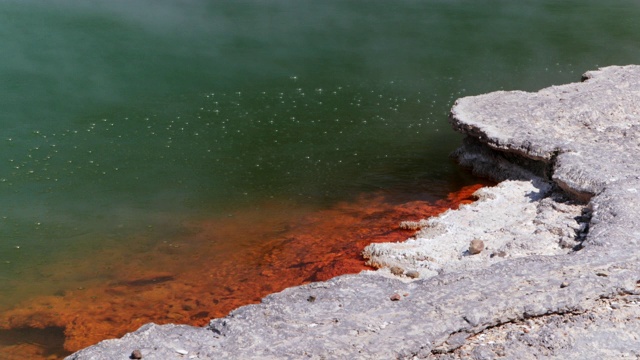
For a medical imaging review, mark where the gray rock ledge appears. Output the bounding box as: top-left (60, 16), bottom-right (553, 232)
top-left (68, 65), bottom-right (640, 359)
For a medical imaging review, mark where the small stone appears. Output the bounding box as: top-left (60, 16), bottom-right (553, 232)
top-left (390, 293), bottom-right (402, 301)
top-left (611, 302), bottom-right (621, 309)
top-left (390, 266), bottom-right (404, 276)
top-left (560, 282), bottom-right (569, 288)
top-left (468, 239), bottom-right (484, 255)
top-left (525, 320), bottom-right (535, 327)
top-left (406, 270), bottom-right (420, 279)
top-left (176, 349), bottom-right (189, 355)
top-left (307, 295), bottom-right (316, 303)
top-left (130, 350), bottom-right (143, 359)
top-left (471, 345), bottom-right (496, 360)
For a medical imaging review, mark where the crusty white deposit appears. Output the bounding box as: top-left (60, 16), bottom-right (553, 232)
top-left (363, 179), bottom-right (587, 280)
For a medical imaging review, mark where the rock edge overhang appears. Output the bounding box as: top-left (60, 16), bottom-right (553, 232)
top-left (450, 64), bottom-right (640, 200)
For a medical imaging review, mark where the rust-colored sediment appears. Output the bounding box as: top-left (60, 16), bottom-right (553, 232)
top-left (0, 183), bottom-right (487, 358)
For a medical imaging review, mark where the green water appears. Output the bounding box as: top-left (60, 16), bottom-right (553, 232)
top-left (1, 0), bottom-right (640, 316)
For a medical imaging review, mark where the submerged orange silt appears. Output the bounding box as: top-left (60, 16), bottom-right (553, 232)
top-left (0, 182), bottom-right (487, 359)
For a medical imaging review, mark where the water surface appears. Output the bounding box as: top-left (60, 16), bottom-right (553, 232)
top-left (1, 0), bottom-right (640, 358)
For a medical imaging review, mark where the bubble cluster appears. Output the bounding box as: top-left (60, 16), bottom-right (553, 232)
top-left (0, 79), bottom-right (467, 273)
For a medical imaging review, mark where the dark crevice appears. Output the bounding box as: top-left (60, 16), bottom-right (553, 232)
top-left (451, 136), bottom-right (553, 183)
top-left (429, 307), bottom-right (586, 357)
top-left (546, 149), bottom-right (561, 180)
top-left (427, 289), bottom-right (640, 359)
top-left (572, 207), bottom-right (593, 251)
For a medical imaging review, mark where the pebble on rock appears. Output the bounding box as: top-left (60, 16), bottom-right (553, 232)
top-left (405, 270), bottom-right (420, 279)
top-left (390, 293), bottom-right (402, 301)
top-left (390, 266), bottom-right (404, 276)
top-left (468, 239), bottom-right (484, 255)
top-left (130, 349), bottom-right (142, 359)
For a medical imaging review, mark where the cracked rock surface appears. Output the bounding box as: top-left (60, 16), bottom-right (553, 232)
top-left (436, 294), bottom-right (640, 360)
top-left (68, 65), bottom-right (640, 359)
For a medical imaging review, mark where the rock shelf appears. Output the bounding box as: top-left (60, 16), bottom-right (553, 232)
top-left (68, 65), bottom-right (640, 359)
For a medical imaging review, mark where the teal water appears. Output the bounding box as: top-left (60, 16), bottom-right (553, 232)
top-left (1, 0), bottom-right (640, 354)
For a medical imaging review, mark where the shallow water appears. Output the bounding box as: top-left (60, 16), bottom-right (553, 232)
top-left (1, 0), bottom-right (640, 358)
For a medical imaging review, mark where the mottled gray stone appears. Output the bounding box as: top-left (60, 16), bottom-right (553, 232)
top-left (450, 65), bottom-right (640, 200)
top-left (68, 66), bottom-right (640, 360)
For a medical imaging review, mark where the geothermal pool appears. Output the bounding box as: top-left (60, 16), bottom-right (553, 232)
top-left (1, 1), bottom-right (639, 358)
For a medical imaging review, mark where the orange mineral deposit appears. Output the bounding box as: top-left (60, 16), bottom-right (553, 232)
top-left (0, 182), bottom-right (488, 359)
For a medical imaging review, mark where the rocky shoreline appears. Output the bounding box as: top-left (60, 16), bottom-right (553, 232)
top-left (67, 65), bottom-right (640, 359)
